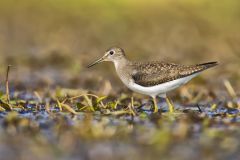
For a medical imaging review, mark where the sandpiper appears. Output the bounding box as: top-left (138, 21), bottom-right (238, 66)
top-left (87, 47), bottom-right (218, 113)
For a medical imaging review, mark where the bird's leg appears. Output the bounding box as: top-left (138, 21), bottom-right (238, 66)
top-left (165, 97), bottom-right (174, 113)
top-left (152, 96), bottom-right (158, 113)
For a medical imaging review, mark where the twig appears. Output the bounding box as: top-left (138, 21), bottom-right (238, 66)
top-left (0, 106), bottom-right (6, 112)
top-left (108, 110), bottom-right (130, 116)
top-left (196, 104), bottom-right (202, 113)
top-left (34, 91), bottom-right (42, 103)
top-left (223, 80), bottom-right (237, 99)
top-left (5, 65), bottom-right (11, 103)
top-left (45, 101), bottom-right (50, 113)
top-left (129, 97), bottom-right (136, 116)
top-left (83, 95), bottom-right (94, 111)
top-left (61, 103), bottom-right (78, 115)
top-left (113, 100), bottom-right (119, 110)
top-left (69, 93), bottom-right (99, 100)
top-left (69, 93), bottom-right (105, 108)
top-left (56, 99), bottom-right (63, 111)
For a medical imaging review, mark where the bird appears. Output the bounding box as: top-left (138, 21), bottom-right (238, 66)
top-left (87, 47), bottom-right (218, 113)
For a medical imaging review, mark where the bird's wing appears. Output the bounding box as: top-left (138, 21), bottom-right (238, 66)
top-left (131, 61), bottom-right (217, 87)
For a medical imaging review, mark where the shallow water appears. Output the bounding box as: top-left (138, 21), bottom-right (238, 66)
top-left (0, 93), bottom-right (239, 160)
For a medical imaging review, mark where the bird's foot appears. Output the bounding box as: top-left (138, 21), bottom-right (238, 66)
top-left (152, 96), bottom-right (160, 113)
top-left (153, 105), bottom-right (158, 113)
top-left (166, 97), bottom-right (174, 113)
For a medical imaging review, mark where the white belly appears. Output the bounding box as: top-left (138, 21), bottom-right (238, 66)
top-left (123, 73), bottom-right (199, 97)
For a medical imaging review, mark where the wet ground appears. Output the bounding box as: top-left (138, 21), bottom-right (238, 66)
top-left (0, 85), bottom-right (239, 160)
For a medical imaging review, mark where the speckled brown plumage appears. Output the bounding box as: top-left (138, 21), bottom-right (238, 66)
top-left (127, 61), bottom-right (218, 87)
top-left (88, 47), bottom-right (218, 113)
top-left (87, 47), bottom-right (218, 88)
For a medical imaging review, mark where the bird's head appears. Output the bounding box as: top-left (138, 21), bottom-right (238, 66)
top-left (87, 47), bottom-right (125, 68)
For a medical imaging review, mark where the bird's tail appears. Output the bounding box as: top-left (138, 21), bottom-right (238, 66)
top-left (197, 61), bottom-right (218, 69)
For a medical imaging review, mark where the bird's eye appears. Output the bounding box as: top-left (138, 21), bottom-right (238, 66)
top-left (109, 51), bottom-right (114, 55)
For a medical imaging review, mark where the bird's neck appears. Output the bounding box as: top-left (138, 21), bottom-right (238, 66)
top-left (113, 57), bottom-right (129, 70)
top-left (113, 57), bottom-right (131, 85)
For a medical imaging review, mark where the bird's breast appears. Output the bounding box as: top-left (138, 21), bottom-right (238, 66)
top-left (115, 66), bottom-right (133, 85)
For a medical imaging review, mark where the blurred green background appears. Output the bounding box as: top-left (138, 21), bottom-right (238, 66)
top-left (0, 0), bottom-right (239, 90)
top-left (0, 1), bottom-right (240, 160)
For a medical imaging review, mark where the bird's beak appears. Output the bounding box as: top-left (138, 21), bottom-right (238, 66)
top-left (87, 54), bottom-right (107, 68)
